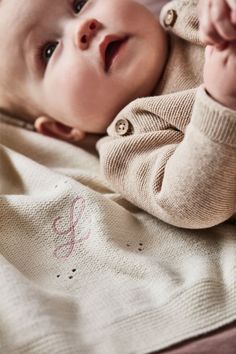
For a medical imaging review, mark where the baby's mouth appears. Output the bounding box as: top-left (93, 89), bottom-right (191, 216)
top-left (100, 35), bottom-right (129, 72)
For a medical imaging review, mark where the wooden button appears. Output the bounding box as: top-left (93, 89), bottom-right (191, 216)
top-left (163, 9), bottom-right (177, 27)
top-left (115, 119), bottom-right (133, 136)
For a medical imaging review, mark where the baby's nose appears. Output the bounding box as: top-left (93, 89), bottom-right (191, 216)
top-left (75, 19), bottom-right (102, 50)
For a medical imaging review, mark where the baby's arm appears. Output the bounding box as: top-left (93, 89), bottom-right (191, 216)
top-left (97, 0), bottom-right (236, 229)
top-left (97, 89), bottom-right (236, 229)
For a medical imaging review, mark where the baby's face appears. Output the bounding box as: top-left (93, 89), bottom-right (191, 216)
top-left (0, 0), bottom-right (167, 134)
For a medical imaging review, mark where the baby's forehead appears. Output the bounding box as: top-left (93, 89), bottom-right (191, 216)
top-left (0, 0), bottom-right (51, 64)
top-left (0, 0), bottom-right (42, 82)
top-left (0, 0), bottom-right (49, 33)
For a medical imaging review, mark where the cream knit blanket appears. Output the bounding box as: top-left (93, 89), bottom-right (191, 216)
top-left (0, 120), bottom-right (236, 353)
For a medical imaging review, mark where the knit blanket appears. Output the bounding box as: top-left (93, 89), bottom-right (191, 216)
top-left (0, 121), bottom-right (236, 354)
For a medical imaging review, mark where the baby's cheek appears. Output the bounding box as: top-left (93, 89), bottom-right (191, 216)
top-left (63, 76), bottom-right (95, 120)
top-left (53, 65), bottom-right (79, 100)
top-left (44, 74), bottom-right (77, 121)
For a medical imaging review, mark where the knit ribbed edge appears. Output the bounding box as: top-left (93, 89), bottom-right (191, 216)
top-left (2, 280), bottom-right (236, 354)
top-left (191, 86), bottom-right (236, 147)
top-left (2, 332), bottom-right (79, 354)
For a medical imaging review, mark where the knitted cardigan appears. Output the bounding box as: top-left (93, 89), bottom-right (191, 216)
top-left (97, 0), bottom-right (236, 229)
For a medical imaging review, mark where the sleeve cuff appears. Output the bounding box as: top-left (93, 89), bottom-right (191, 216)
top-left (191, 85), bottom-right (236, 147)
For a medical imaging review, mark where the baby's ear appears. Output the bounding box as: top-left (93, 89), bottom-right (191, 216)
top-left (34, 116), bottom-right (85, 142)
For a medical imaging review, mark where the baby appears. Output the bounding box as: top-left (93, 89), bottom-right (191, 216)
top-left (0, 0), bottom-right (235, 228)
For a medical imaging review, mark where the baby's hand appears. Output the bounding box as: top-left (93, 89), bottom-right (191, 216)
top-left (204, 41), bottom-right (236, 110)
top-left (198, 0), bottom-right (236, 45)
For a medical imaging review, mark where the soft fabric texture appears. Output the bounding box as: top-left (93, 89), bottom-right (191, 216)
top-left (97, 0), bottom-right (236, 229)
top-left (0, 118), bottom-right (236, 354)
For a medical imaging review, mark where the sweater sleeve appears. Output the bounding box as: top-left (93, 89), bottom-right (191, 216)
top-left (97, 86), bottom-right (236, 229)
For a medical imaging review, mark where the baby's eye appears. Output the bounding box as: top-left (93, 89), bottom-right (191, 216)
top-left (73, 0), bottom-right (88, 14)
top-left (41, 42), bottom-right (58, 64)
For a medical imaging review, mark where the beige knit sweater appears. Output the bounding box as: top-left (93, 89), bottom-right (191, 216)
top-left (98, 0), bottom-right (236, 229)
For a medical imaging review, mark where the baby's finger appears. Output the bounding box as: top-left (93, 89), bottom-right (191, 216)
top-left (226, 0), bottom-right (236, 25)
top-left (199, 0), bottom-right (224, 44)
top-left (226, 0), bottom-right (236, 10)
top-left (211, 0), bottom-right (236, 40)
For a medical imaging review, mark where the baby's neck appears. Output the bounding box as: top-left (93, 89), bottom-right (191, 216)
top-left (74, 133), bottom-right (103, 155)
